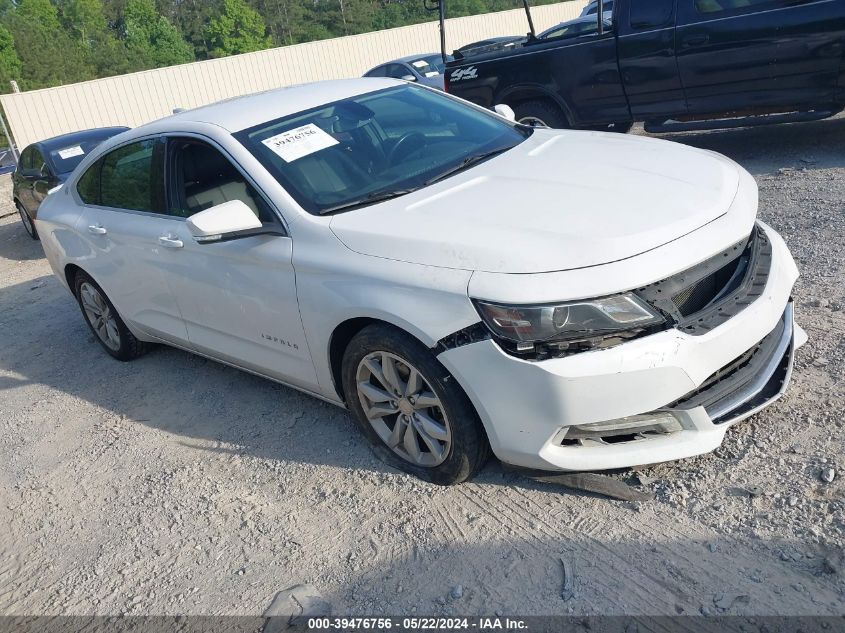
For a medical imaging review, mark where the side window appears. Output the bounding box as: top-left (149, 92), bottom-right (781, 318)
top-left (100, 139), bottom-right (166, 213)
top-left (366, 65), bottom-right (387, 78)
top-left (31, 148), bottom-right (47, 174)
top-left (169, 139), bottom-right (275, 223)
top-left (630, 0), bottom-right (674, 29)
top-left (19, 147), bottom-right (33, 172)
top-left (695, 0), bottom-right (779, 15)
top-left (76, 160), bottom-right (101, 204)
top-left (385, 64), bottom-right (412, 79)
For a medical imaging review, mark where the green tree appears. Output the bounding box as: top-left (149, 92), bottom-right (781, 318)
top-left (123, 0), bottom-right (194, 69)
top-left (0, 23), bottom-right (21, 92)
top-left (205, 0), bottom-right (271, 58)
top-left (3, 0), bottom-right (94, 90)
top-left (60, 0), bottom-right (130, 77)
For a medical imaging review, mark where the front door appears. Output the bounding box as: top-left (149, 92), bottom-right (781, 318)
top-left (158, 137), bottom-right (319, 391)
top-left (617, 0), bottom-right (686, 121)
top-left (74, 137), bottom-right (189, 344)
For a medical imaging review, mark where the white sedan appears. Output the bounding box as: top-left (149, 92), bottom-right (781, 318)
top-left (36, 79), bottom-right (805, 485)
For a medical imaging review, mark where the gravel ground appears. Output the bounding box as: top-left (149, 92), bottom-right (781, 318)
top-left (0, 117), bottom-right (843, 619)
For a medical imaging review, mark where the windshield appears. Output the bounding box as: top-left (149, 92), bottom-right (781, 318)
top-left (236, 85), bottom-right (530, 215)
top-left (417, 55), bottom-right (446, 74)
top-left (48, 138), bottom-right (112, 175)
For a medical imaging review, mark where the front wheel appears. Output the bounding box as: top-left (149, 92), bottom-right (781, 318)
top-left (16, 202), bottom-right (38, 240)
top-left (342, 324), bottom-right (490, 485)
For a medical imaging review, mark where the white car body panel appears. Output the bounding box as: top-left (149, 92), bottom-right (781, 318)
top-left (34, 78), bottom-right (803, 474)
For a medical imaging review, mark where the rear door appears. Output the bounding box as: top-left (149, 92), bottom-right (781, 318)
top-left (676, 0), bottom-right (845, 115)
top-left (73, 137), bottom-right (189, 344)
top-left (617, 0), bottom-right (686, 120)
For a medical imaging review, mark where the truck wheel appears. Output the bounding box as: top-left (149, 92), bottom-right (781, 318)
top-left (607, 122), bottom-right (634, 134)
top-left (513, 100), bottom-right (568, 129)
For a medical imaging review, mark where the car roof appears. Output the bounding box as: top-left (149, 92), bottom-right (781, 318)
top-left (141, 78), bottom-right (403, 136)
top-left (393, 53), bottom-right (440, 63)
top-left (34, 127), bottom-right (129, 152)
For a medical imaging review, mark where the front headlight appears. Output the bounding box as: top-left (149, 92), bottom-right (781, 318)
top-left (474, 293), bottom-right (665, 355)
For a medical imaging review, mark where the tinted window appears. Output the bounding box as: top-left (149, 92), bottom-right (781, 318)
top-left (48, 139), bottom-right (110, 176)
top-left (365, 65), bottom-right (387, 78)
top-left (28, 148), bottom-right (47, 174)
top-left (19, 147), bottom-right (34, 172)
top-left (695, 0), bottom-right (776, 14)
top-left (631, 0), bottom-right (674, 28)
top-left (76, 160), bottom-right (101, 204)
top-left (418, 55), bottom-right (446, 74)
top-left (384, 64), bottom-right (412, 79)
top-left (236, 85), bottom-right (530, 215)
top-left (100, 139), bottom-right (166, 213)
top-left (169, 139), bottom-right (274, 222)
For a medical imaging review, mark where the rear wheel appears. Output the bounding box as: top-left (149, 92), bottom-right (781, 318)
top-left (342, 324), bottom-right (490, 485)
top-left (513, 100), bottom-right (569, 129)
top-left (16, 202), bottom-right (38, 240)
top-left (73, 271), bottom-right (148, 361)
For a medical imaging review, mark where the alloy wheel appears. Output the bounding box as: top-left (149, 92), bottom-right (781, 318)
top-left (356, 351), bottom-right (452, 467)
top-left (79, 282), bottom-right (121, 351)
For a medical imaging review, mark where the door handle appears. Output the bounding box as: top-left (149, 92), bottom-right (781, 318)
top-left (158, 234), bottom-right (184, 249)
top-left (87, 224), bottom-right (107, 235)
top-left (682, 34), bottom-right (710, 48)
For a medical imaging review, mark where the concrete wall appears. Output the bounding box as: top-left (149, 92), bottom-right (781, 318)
top-left (0, 1), bottom-right (587, 150)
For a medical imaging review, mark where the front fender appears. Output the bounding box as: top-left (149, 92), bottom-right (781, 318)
top-left (294, 243), bottom-right (478, 401)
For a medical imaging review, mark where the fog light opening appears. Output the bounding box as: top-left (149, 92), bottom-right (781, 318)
top-left (561, 412), bottom-right (683, 446)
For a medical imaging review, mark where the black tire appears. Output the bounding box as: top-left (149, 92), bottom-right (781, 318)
top-left (342, 324), bottom-right (490, 485)
top-left (513, 100), bottom-right (569, 129)
top-left (16, 202), bottom-right (38, 241)
top-left (606, 121), bottom-right (634, 134)
top-left (73, 270), bottom-right (149, 362)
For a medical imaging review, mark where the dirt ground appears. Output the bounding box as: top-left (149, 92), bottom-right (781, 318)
top-left (0, 117), bottom-right (843, 620)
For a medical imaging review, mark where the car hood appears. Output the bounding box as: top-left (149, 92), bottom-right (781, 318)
top-left (329, 129), bottom-right (742, 273)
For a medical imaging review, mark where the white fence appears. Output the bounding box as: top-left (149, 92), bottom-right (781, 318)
top-left (0, 1), bottom-right (587, 151)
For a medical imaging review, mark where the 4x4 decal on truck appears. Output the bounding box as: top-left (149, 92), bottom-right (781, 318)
top-left (450, 66), bottom-right (478, 82)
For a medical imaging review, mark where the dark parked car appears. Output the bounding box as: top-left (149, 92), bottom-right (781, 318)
top-left (13, 127), bottom-right (128, 240)
top-left (364, 54), bottom-right (450, 90)
top-left (445, 0), bottom-right (845, 133)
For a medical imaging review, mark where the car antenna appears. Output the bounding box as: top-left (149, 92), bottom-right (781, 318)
top-left (521, 0), bottom-right (537, 38)
top-left (424, 0), bottom-right (448, 64)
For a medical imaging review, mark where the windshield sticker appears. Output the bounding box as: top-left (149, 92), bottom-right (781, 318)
top-left (57, 145), bottom-right (85, 160)
top-left (411, 60), bottom-right (429, 69)
top-left (424, 71), bottom-right (440, 78)
top-left (261, 123), bottom-right (339, 163)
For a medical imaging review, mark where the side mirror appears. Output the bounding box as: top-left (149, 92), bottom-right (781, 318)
top-left (493, 104), bottom-right (516, 122)
top-left (187, 200), bottom-right (262, 243)
top-left (400, 74), bottom-right (418, 82)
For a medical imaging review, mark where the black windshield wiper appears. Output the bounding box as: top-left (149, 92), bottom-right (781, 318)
top-left (424, 146), bottom-right (513, 186)
top-left (318, 188), bottom-right (418, 216)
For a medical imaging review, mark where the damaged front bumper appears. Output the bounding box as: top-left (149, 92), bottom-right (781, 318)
top-left (437, 222), bottom-right (804, 472)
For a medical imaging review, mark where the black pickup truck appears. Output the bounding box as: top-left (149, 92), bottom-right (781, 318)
top-left (443, 0), bottom-right (845, 132)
